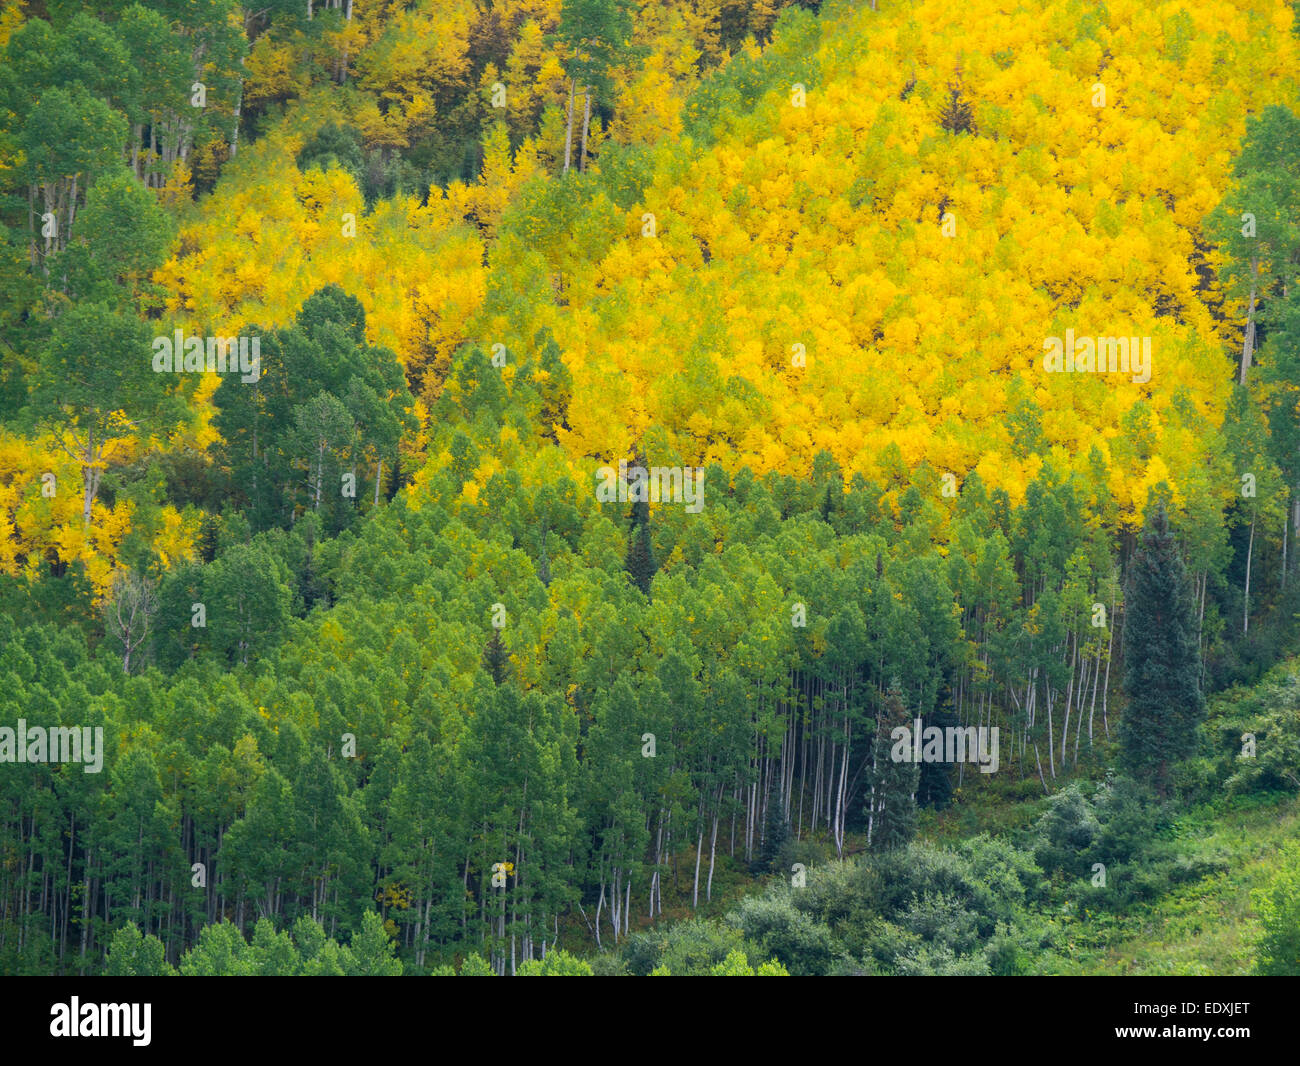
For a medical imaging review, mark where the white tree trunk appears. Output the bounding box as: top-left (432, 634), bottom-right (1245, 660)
top-left (1244, 512), bottom-right (1256, 635)
top-left (580, 89), bottom-right (592, 171)
top-left (563, 79), bottom-right (575, 174)
top-left (1240, 257), bottom-right (1260, 385)
top-left (692, 828), bottom-right (702, 908)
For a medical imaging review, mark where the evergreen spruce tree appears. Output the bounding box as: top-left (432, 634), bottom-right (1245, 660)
top-left (1119, 501), bottom-right (1205, 796)
top-left (535, 328), bottom-right (573, 441)
top-left (916, 700), bottom-right (956, 810)
top-left (866, 681), bottom-right (919, 852)
top-left (757, 792), bottom-right (791, 873)
top-left (819, 483), bottom-right (836, 525)
top-left (297, 513), bottom-right (329, 614)
top-left (624, 450), bottom-right (657, 597)
top-left (385, 451), bottom-right (404, 501)
top-left (537, 540), bottom-right (553, 587)
top-left (626, 523), bottom-right (654, 596)
top-left (198, 513), bottom-right (220, 563)
top-left (483, 628), bottom-right (510, 686)
top-left (939, 79), bottom-right (976, 134)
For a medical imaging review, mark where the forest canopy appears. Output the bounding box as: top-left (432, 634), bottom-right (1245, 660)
top-left (1, 0), bottom-right (1299, 978)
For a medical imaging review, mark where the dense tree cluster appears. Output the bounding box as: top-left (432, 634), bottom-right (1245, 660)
top-left (0, 0), bottom-right (1299, 979)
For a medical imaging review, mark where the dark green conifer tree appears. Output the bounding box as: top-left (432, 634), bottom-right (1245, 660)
top-left (866, 681), bottom-right (919, 852)
top-left (1119, 500), bottom-right (1205, 796)
top-left (483, 627), bottom-right (510, 686)
top-left (757, 792), bottom-right (791, 873)
top-left (939, 79), bottom-right (976, 134)
top-left (624, 450), bottom-right (656, 597)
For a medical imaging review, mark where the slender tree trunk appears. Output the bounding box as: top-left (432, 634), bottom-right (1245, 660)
top-left (81, 431), bottom-right (98, 528)
top-left (1044, 679), bottom-right (1056, 779)
top-left (705, 814), bottom-right (718, 902)
top-left (28, 183), bottom-right (38, 267)
top-left (1244, 511), bottom-right (1256, 635)
top-left (1239, 257), bottom-right (1260, 385)
top-left (79, 846), bottom-right (92, 965)
top-left (691, 828), bottom-right (702, 909)
top-left (563, 79), bottom-right (576, 174)
top-left (580, 89), bottom-right (592, 171)
top-left (1060, 635), bottom-right (1075, 769)
top-left (1103, 589), bottom-right (1116, 738)
top-left (1283, 493), bottom-right (1289, 591)
top-left (230, 80), bottom-right (243, 159)
top-left (1085, 651), bottom-right (1099, 753)
top-left (315, 442), bottom-right (325, 510)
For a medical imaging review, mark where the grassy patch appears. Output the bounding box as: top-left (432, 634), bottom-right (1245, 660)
top-left (1049, 794), bottom-right (1299, 975)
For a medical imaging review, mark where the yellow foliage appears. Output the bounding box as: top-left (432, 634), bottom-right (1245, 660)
top-left (156, 91), bottom-right (488, 400)
top-left (0, 429), bottom-right (163, 599)
top-left (0, 0), bottom-right (23, 48)
top-left (521, 0), bottom-right (1298, 529)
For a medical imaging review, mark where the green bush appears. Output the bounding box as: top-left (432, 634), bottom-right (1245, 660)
top-left (728, 892), bottom-right (836, 975)
top-left (895, 943), bottom-right (991, 976)
top-left (898, 891), bottom-right (982, 956)
top-left (1254, 843), bottom-right (1300, 975)
top-left (1095, 777), bottom-right (1165, 864)
top-left (869, 842), bottom-right (1010, 937)
top-left (516, 949), bottom-right (593, 976)
top-left (620, 918), bottom-right (750, 976)
top-left (1034, 782), bottom-right (1101, 875)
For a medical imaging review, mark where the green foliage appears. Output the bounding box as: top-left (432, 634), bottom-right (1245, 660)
top-left (2, 5), bottom-right (1299, 981)
top-left (866, 680), bottom-right (919, 851)
top-left (515, 949), bottom-right (594, 975)
top-left (174, 913), bottom-right (399, 975)
top-left (213, 285), bottom-right (415, 535)
top-left (105, 921), bottom-right (175, 976)
top-left (756, 794), bottom-right (792, 873)
top-left (28, 302), bottom-right (182, 505)
top-left (681, 4), bottom-right (822, 146)
top-left (1120, 502), bottom-right (1206, 795)
top-left (1214, 665), bottom-right (1300, 797)
top-left (1253, 843), bottom-right (1300, 974)
top-left (1034, 781), bottom-right (1102, 876)
top-left (1206, 105), bottom-right (1300, 336)
top-left (727, 892), bottom-right (835, 975)
top-left (296, 122), bottom-right (416, 205)
top-left (665, 838), bottom-right (1051, 976)
top-left (297, 122), bottom-right (365, 178)
top-left (621, 918), bottom-right (748, 976)
top-left (58, 169), bottom-right (175, 303)
top-left (340, 911), bottom-right (404, 976)
top-left (707, 948), bottom-right (789, 975)
top-left (458, 953), bottom-right (497, 976)
top-left (555, 0), bottom-right (637, 104)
